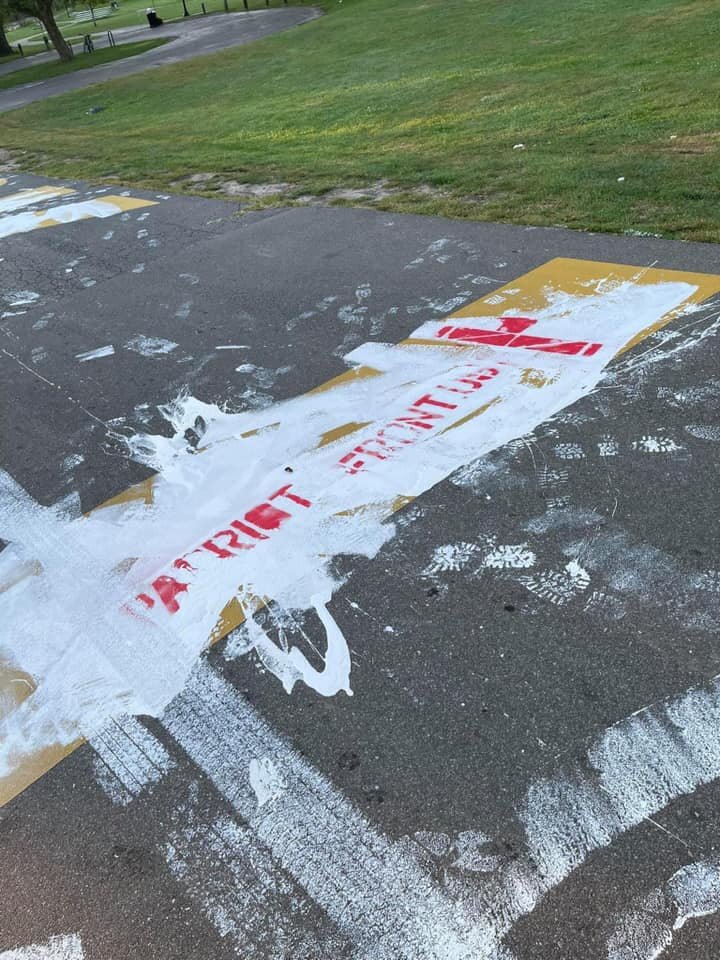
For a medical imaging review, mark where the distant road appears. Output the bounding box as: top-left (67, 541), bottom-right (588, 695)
top-left (0, 7), bottom-right (321, 113)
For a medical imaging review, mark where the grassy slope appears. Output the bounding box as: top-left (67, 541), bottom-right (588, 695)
top-left (0, 39), bottom-right (168, 90)
top-left (1, 0), bottom-right (718, 240)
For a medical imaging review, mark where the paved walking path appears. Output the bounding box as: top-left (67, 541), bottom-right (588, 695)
top-left (0, 6), bottom-right (320, 113)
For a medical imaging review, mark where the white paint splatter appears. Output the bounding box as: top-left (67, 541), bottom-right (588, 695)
top-left (517, 560), bottom-right (590, 605)
top-left (248, 756), bottom-right (286, 807)
top-left (631, 436), bottom-right (683, 454)
top-left (425, 542), bottom-right (481, 574)
top-left (2, 290), bottom-right (39, 307)
top-left (685, 424), bottom-right (720, 441)
top-left (482, 545), bottom-right (536, 570)
top-left (124, 336), bottom-right (178, 358)
top-left (62, 454), bottom-right (84, 472)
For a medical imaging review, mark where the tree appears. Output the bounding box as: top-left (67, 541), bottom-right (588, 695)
top-left (10, 0), bottom-right (73, 60)
top-left (0, 1), bottom-right (16, 56)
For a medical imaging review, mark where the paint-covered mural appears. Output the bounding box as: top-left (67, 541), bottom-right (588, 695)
top-left (2, 178), bottom-right (720, 958)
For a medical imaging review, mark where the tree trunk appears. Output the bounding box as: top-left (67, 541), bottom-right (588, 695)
top-left (0, 18), bottom-right (14, 56)
top-left (37, 1), bottom-right (74, 60)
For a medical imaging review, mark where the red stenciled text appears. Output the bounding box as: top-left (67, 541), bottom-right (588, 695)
top-left (337, 364), bottom-right (500, 476)
top-left (436, 316), bottom-right (603, 357)
top-left (136, 483), bottom-right (312, 614)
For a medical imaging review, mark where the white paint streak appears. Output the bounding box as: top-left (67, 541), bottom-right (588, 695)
top-left (163, 799), bottom-right (345, 959)
top-left (2, 290), bottom-right (40, 307)
top-left (90, 714), bottom-right (174, 805)
top-left (163, 661), bottom-right (492, 959)
top-left (0, 186), bottom-right (76, 215)
top-left (75, 345), bottom-right (114, 362)
top-left (0, 935), bottom-right (84, 960)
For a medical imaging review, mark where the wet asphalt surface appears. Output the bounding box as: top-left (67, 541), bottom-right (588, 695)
top-left (1, 172), bottom-right (719, 958)
top-left (0, 7), bottom-right (320, 114)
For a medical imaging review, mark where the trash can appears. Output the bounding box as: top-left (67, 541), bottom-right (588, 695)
top-left (146, 8), bottom-right (163, 26)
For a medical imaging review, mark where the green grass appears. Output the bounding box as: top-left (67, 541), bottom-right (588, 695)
top-left (0, 38), bottom-right (168, 89)
top-left (2, 0), bottom-right (719, 241)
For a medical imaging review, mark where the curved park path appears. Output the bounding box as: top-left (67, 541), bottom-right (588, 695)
top-left (0, 6), bottom-right (321, 113)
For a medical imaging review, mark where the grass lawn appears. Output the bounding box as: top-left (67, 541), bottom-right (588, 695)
top-left (1, 0), bottom-right (718, 241)
top-left (0, 38), bottom-right (168, 90)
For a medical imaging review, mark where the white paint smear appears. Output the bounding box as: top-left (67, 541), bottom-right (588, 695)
top-left (87, 664), bottom-right (720, 958)
top-left (164, 796), bottom-right (347, 959)
top-left (607, 859), bottom-right (720, 959)
top-left (75, 345), bottom-right (114, 362)
top-left (0, 935), bottom-right (84, 960)
top-left (0, 197), bottom-right (150, 240)
top-left (0, 277), bottom-right (703, 785)
top-left (0, 186), bottom-right (76, 215)
top-left (124, 336), bottom-right (178, 358)
top-left (163, 661), bottom-right (493, 959)
top-left (89, 714), bottom-right (174, 805)
top-left (3, 290), bottom-right (40, 307)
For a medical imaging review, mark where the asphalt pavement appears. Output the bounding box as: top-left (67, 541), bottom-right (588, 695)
top-left (0, 7), bottom-right (321, 113)
top-left (1, 172), bottom-right (720, 959)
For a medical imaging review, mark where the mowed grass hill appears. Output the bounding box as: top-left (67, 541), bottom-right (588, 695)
top-left (1, 0), bottom-right (717, 240)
